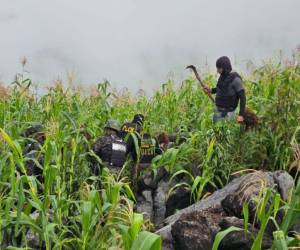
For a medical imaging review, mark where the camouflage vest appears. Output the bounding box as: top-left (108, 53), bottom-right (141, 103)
top-left (140, 133), bottom-right (156, 164)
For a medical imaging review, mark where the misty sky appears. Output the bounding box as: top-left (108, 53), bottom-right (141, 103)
top-left (0, 0), bottom-right (299, 92)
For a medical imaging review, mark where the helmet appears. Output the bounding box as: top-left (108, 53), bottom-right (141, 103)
top-left (132, 114), bottom-right (145, 126)
top-left (22, 123), bottom-right (44, 137)
top-left (104, 119), bottom-right (120, 132)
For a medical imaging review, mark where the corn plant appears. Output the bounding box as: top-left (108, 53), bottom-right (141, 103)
top-left (0, 52), bottom-right (299, 249)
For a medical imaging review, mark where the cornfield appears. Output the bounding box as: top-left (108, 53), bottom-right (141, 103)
top-left (0, 53), bottom-right (299, 249)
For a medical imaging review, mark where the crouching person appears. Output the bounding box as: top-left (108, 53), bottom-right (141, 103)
top-left (91, 120), bottom-right (127, 176)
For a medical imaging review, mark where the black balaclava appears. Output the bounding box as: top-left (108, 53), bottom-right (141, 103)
top-left (216, 56), bottom-right (232, 76)
top-left (216, 56), bottom-right (239, 89)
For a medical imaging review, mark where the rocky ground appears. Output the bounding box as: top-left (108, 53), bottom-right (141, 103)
top-left (144, 170), bottom-right (296, 250)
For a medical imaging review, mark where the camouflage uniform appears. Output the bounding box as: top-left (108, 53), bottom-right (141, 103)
top-left (139, 133), bottom-right (163, 167)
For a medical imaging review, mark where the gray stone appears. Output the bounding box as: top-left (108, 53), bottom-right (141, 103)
top-left (222, 171), bottom-right (293, 224)
top-left (27, 210), bottom-right (53, 249)
top-left (136, 190), bottom-right (153, 221)
top-left (26, 229), bottom-right (41, 249)
top-left (153, 179), bottom-right (169, 228)
top-left (273, 170), bottom-right (294, 201)
top-left (222, 171), bottom-right (275, 222)
top-left (156, 225), bottom-right (175, 250)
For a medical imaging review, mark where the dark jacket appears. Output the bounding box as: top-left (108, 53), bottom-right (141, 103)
top-left (214, 56), bottom-right (246, 115)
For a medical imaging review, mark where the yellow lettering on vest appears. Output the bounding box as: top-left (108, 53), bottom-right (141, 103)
top-left (123, 126), bottom-right (135, 133)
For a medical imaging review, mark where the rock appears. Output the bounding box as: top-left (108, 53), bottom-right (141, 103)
top-left (137, 167), bottom-right (170, 227)
top-left (157, 171), bottom-right (294, 250)
top-left (218, 217), bottom-right (273, 250)
top-left (26, 211), bottom-right (41, 248)
top-left (136, 190), bottom-right (154, 221)
top-left (27, 210), bottom-right (53, 249)
top-left (273, 170), bottom-right (294, 201)
top-left (171, 207), bottom-right (225, 250)
top-left (221, 171), bottom-right (273, 222)
top-left (138, 167), bottom-right (169, 191)
top-left (26, 229), bottom-right (41, 249)
top-left (222, 171), bottom-right (294, 223)
top-left (163, 174), bottom-right (245, 226)
top-left (156, 225), bottom-right (175, 250)
top-left (157, 175), bottom-right (244, 248)
top-left (165, 187), bottom-right (191, 217)
top-left (138, 171), bottom-right (156, 190)
top-left (153, 179), bottom-right (170, 228)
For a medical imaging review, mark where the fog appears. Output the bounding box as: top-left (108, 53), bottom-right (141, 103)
top-left (0, 0), bottom-right (299, 92)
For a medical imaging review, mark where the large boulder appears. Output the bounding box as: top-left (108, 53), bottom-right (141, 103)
top-left (157, 171), bottom-right (294, 250)
top-left (165, 187), bottom-right (191, 218)
top-left (171, 207), bottom-right (225, 250)
top-left (218, 217), bottom-right (273, 250)
top-left (163, 174), bottom-right (244, 227)
top-left (221, 171), bottom-right (274, 223)
top-left (222, 171), bottom-right (293, 224)
top-left (156, 176), bottom-right (242, 250)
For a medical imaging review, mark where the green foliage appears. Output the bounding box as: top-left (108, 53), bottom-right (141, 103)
top-left (0, 54), bottom-right (299, 249)
top-left (120, 213), bottom-right (161, 250)
top-left (212, 226), bottom-right (243, 250)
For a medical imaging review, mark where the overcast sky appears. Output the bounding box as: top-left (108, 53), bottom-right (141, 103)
top-left (0, 0), bottom-right (299, 92)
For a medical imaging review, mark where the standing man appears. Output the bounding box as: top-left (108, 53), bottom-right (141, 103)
top-left (204, 56), bottom-right (246, 123)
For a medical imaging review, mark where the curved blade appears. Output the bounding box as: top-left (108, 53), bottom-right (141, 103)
top-left (186, 65), bottom-right (197, 71)
top-left (186, 65), bottom-right (202, 85)
top-left (186, 64), bottom-right (215, 103)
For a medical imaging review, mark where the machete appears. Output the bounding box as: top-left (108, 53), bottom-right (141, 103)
top-left (186, 65), bottom-right (215, 103)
